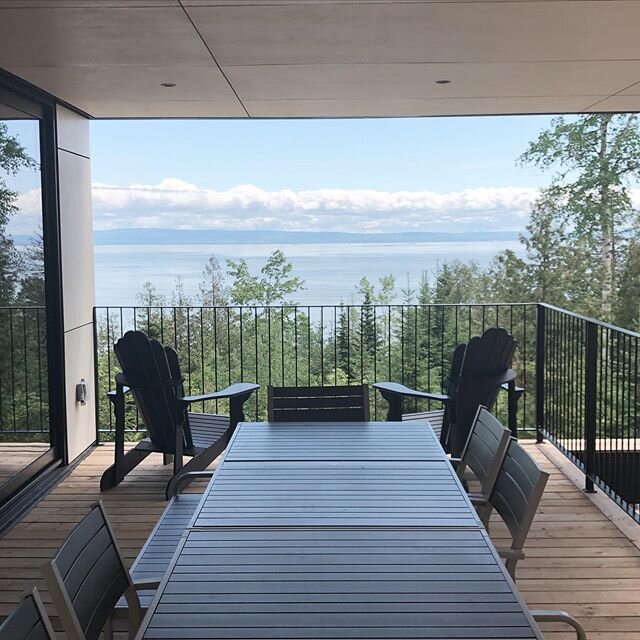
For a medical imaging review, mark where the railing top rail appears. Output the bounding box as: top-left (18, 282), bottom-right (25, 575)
top-left (0, 306), bottom-right (46, 310)
top-left (94, 302), bottom-right (538, 311)
top-left (539, 302), bottom-right (640, 339)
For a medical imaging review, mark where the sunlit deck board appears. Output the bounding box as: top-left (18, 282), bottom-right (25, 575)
top-left (0, 442), bottom-right (50, 489)
top-left (0, 442), bottom-right (639, 639)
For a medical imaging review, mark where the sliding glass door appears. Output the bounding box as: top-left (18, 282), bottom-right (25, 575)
top-left (0, 84), bottom-right (61, 506)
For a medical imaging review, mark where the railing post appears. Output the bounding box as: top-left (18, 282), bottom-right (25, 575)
top-left (535, 304), bottom-right (546, 443)
top-left (93, 306), bottom-right (101, 445)
top-left (584, 321), bottom-right (597, 493)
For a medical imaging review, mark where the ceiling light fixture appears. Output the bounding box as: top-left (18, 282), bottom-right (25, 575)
top-left (435, 80), bottom-right (451, 85)
top-left (161, 83), bottom-right (176, 88)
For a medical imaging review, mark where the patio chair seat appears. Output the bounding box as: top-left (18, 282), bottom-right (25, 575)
top-left (133, 413), bottom-right (231, 455)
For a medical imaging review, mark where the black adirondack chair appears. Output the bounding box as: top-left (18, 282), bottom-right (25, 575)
top-left (374, 327), bottom-right (517, 456)
top-left (100, 330), bottom-right (259, 498)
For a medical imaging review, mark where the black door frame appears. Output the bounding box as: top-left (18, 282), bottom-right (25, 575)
top-left (0, 70), bottom-right (67, 508)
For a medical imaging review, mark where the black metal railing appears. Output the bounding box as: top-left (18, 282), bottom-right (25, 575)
top-left (0, 306), bottom-right (49, 438)
top-left (93, 303), bottom-right (536, 437)
top-left (538, 304), bottom-right (640, 522)
top-left (92, 301), bottom-right (640, 522)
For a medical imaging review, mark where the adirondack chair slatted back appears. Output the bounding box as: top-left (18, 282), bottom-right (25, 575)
top-left (458, 406), bottom-right (511, 496)
top-left (43, 503), bottom-right (140, 640)
top-left (449, 327), bottom-right (516, 453)
top-left (268, 385), bottom-right (370, 422)
top-left (0, 589), bottom-right (55, 640)
top-left (491, 439), bottom-right (549, 553)
top-left (439, 341), bottom-right (466, 445)
top-left (114, 331), bottom-right (184, 452)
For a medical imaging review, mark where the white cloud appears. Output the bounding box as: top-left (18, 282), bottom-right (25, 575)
top-left (89, 178), bottom-right (539, 233)
top-left (11, 178), bottom-right (640, 235)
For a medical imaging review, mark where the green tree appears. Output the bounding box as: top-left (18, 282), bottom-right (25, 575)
top-left (227, 249), bottom-right (304, 305)
top-left (615, 238), bottom-right (640, 329)
top-left (357, 278), bottom-right (378, 361)
top-left (18, 230), bottom-right (45, 306)
top-left (0, 123), bottom-right (37, 305)
top-left (519, 114), bottom-right (640, 320)
top-left (198, 255), bottom-right (228, 306)
top-left (486, 249), bottom-right (530, 303)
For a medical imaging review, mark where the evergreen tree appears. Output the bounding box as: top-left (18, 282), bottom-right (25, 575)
top-left (615, 239), bottom-right (640, 330)
top-left (336, 303), bottom-right (354, 381)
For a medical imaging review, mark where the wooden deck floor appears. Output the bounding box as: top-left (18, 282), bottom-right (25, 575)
top-left (0, 442), bottom-right (50, 489)
top-left (0, 442), bottom-right (639, 639)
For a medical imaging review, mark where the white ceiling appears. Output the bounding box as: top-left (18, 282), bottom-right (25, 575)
top-left (1, 0), bottom-right (639, 118)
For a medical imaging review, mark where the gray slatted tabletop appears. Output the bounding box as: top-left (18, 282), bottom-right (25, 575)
top-left (224, 421), bottom-right (444, 462)
top-left (191, 461), bottom-right (481, 528)
top-left (137, 528), bottom-right (542, 639)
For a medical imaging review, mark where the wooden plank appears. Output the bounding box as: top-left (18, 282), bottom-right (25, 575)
top-left (0, 443), bottom-right (639, 640)
top-left (225, 421), bottom-right (444, 462)
top-left (192, 461), bottom-right (480, 529)
top-left (137, 528), bottom-right (541, 640)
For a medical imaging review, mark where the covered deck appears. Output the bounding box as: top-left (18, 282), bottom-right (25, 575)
top-left (0, 442), bottom-right (638, 640)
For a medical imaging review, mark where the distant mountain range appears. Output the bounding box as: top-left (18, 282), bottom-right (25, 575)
top-left (90, 228), bottom-right (520, 245)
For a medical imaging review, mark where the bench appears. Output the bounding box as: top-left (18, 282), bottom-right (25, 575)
top-left (117, 472), bottom-right (212, 610)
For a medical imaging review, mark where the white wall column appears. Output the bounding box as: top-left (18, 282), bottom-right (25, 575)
top-left (56, 106), bottom-right (96, 462)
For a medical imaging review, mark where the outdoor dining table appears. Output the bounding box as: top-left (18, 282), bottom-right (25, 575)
top-left (134, 421), bottom-right (544, 640)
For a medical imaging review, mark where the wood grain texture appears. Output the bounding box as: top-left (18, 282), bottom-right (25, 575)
top-left (193, 460), bottom-right (480, 528)
top-left (0, 442), bottom-right (51, 489)
top-left (225, 421), bottom-right (444, 462)
top-left (139, 528), bottom-right (540, 640)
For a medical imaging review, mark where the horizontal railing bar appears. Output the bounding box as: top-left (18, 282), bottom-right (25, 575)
top-left (540, 302), bottom-right (640, 339)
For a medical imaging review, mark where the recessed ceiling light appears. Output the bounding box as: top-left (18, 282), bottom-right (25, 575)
top-left (161, 83), bottom-right (176, 88)
top-left (435, 80), bottom-right (451, 85)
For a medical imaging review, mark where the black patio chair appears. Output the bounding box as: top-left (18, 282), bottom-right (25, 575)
top-left (451, 405), bottom-right (512, 523)
top-left (0, 588), bottom-right (55, 640)
top-left (374, 327), bottom-right (517, 456)
top-left (43, 501), bottom-right (157, 640)
top-left (100, 330), bottom-right (258, 498)
top-left (267, 384), bottom-right (370, 422)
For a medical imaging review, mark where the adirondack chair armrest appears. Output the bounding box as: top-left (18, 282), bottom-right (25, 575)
top-left (106, 387), bottom-right (131, 399)
top-left (181, 382), bottom-right (260, 404)
top-left (170, 471), bottom-right (215, 497)
top-left (492, 368), bottom-right (517, 386)
top-left (501, 381), bottom-right (525, 394)
top-left (530, 610), bottom-right (587, 640)
top-left (373, 382), bottom-right (450, 403)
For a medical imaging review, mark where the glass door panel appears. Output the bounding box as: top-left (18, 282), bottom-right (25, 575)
top-left (0, 93), bottom-right (54, 503)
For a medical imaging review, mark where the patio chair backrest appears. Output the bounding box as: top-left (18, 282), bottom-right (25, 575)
top-left (491, 439), bottom-right (549, 553)
top-left (114, 330), bottom-right (191, 452)
top-left (458, 406), bottom-right (511, 496)
top-left (446, 327), bottom-right (516, 454)
top-left (268, 385), bottom-right (370, 422)
top-left (43, 502), bottom-right (141, 640)
top-left (0, 588), bottom-right (55, 640)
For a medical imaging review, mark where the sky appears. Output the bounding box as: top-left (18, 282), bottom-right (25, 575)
top-left (85, 115), bottom-right (560, 236)
top-left (9, 114), bottom-right (639, 237)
